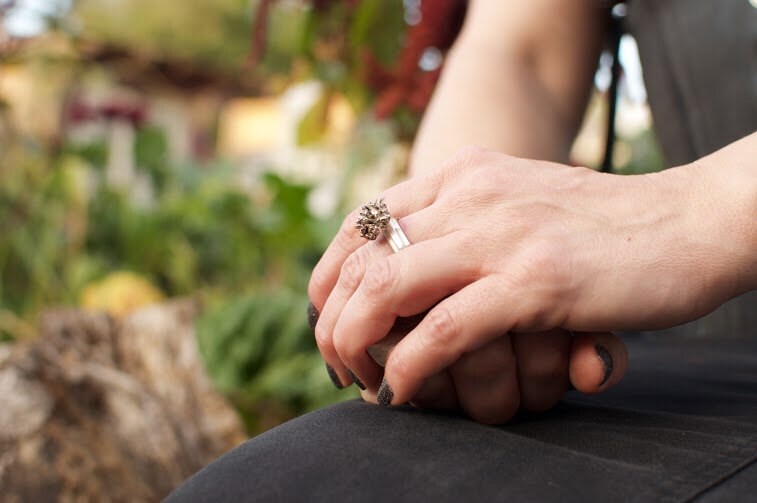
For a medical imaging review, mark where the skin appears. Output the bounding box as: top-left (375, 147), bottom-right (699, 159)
top-left (314, 0), bottom-right (621, 423)
top-left (309, 0), bottom-right (757, 423)
top-left (403, 0), bottom-right (618, 418)
top-left (312, 136), bottom-right (756, 415)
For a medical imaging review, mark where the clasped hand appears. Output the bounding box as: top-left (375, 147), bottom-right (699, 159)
top-left (308, 148), bottom-right (720, 424)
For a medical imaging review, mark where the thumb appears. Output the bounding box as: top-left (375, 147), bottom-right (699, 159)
top-left (569, 331), bottom-right (628, 393)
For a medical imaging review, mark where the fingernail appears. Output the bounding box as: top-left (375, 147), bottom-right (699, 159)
top-left (377, 378), bottom-right (394, 406)
top-left (595, 344), bottom-right (614, 386)
top-left (307, 302), bottom-right (319, 330)
top-left (347, 369), bottom-right (366, 390)
top-left (325, 363), bottom-right (344, 389)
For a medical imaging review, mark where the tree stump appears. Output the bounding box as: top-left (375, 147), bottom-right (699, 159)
top-left (0, 299), bottom-right (246, 502)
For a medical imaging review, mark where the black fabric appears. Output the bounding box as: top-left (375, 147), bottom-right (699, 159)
top-left (166, 336), bottom-right (757, 502)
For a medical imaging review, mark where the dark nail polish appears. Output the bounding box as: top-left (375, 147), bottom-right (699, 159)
top-left (377, 379), bottom-right (394, 406)
top-left (325, 364), bottom-right (344, 389)
top-left (347, 369), bottom-right (366, 390)
top-left (307, 302), bottom-right (319, 330)
top-left (596, 344), bottom-right (614, 386)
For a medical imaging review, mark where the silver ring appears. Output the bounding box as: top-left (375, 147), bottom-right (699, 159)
top-left (355, 198), bottom-right (412, 253)
top-left (385, 217), bottom-right (410, 253)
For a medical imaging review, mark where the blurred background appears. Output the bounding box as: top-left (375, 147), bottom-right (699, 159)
top-left (0, 0), bottom-right (663, 435)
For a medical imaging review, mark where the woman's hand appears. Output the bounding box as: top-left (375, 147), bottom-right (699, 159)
top-left (309, 143), bottom-right (754, 408)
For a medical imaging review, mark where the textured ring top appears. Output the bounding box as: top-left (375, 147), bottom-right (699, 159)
top-left (355, 198), bottom-right (411, 253)
top-left (355, 198), bottom-right (391, 240)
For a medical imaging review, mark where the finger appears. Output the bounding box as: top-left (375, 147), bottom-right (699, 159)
top-left (307, 145), bottom-right (494, 310)
top-left (332, 235), bottom-right (480, 391)
top-left (318, 204), bottom-right (459, 389)
top-left (569, 331), bottom-right (628, 393)
top-left (380, 275), bottom-right (517, 406)
top-left (510, 329), bottom-right (572, 412)
top-left (366, 315), bottom-right (424, 367)
top-left (367, 346), bottom-right (472, 413)
top-left (358, 370), bottom-right (459, 411)
top-left (307, 303), bottom-right (348, 389)
top-left (358, 321), bottom-right (446, 405)
top-left (307, 175), bottom-right (441, 310)
top-left (409, 370), bottom-right (460, 411)
top-left (313, 147), bottom-right (502, 392)
top-left (315, 242), bottom-right (391, 388)
top-left (359, 387), bottom-right (376, 403)
top-left (449, 336), bottom-right (520, 424)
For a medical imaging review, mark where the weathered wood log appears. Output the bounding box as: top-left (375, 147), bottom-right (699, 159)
top-left (0, 299), bottom-right (246, 502)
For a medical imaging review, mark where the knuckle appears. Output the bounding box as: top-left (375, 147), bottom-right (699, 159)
top-left (509, 241), bottom-right (572, 330)
top-left (335, 209), bottom-right (362, 252)
top-left (523, 239), bottom-right (570, 287)
top-left (362, 259), bottom-right (396, 296)
top-left (331, 331), bottom-right (348, 360)
top-left (387, 346), bottom-right (412, 384)
top-left (332, 327), bottom-right (358, 364)
top-left (517, 298), bottom-right (571, 333)
top-left (516, 304), bottom-right (553, 332)
top-left (313, 323), bottom-right (331, 353)
top-left (421, 306), bottom-right (460, 348)
top-left (341, 209), bottom-right (361, 236)
top-left (460, 346), bottom-right (512, 378)
top-left (520, 346), bottom-right (567, 380)
top-left (307, 267), bottom-right (330, 301)
top-left (339, 251), bottom-right (368, 291)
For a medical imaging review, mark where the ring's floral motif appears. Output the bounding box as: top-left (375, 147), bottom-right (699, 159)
top-left (355, 198), bottom-right (391, 240)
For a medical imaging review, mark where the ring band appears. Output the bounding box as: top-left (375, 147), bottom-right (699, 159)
top-left (356, 198), bottom-right (412, 253)
top-left (385, 217), bottom-right (410, 253)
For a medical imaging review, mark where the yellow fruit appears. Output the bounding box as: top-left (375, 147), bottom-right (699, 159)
top-left (80, 271), bottom-right (164, 318)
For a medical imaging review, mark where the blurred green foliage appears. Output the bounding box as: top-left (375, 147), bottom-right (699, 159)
top-left (2, 0), bottom-right (412, 432)
top-left (70, 0), bottom-right (253, 69)
top-left (256, 0), bottom-right (410, 137)
top-left (197, 289), bottom-right (356, 431)
top-left (0, 118), bottom-right (358, 428)
top-left (3, 129), bottom-right (314, 314)
top-left (615, 127), bottom-right (665, 175)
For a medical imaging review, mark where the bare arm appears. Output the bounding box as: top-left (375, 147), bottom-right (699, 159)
top-left (410, 0), bottom-right (607, 175)
top-left (680, 132), bottom-right (757, 299)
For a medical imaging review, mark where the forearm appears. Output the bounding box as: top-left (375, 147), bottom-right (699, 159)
top-left (648, 132), bottom-right (757, 311)
top-left (686, 132), bottom-right (757, 296)
top-left (409, 42), bottom-right (573, 174)
top-left (409, 0), bottom-right (606, 177)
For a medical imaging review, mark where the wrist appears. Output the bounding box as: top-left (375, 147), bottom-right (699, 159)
top-left (698, 142), bottom-right (757, 295)
top-left (662, 137), bottom-right (757, 299)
